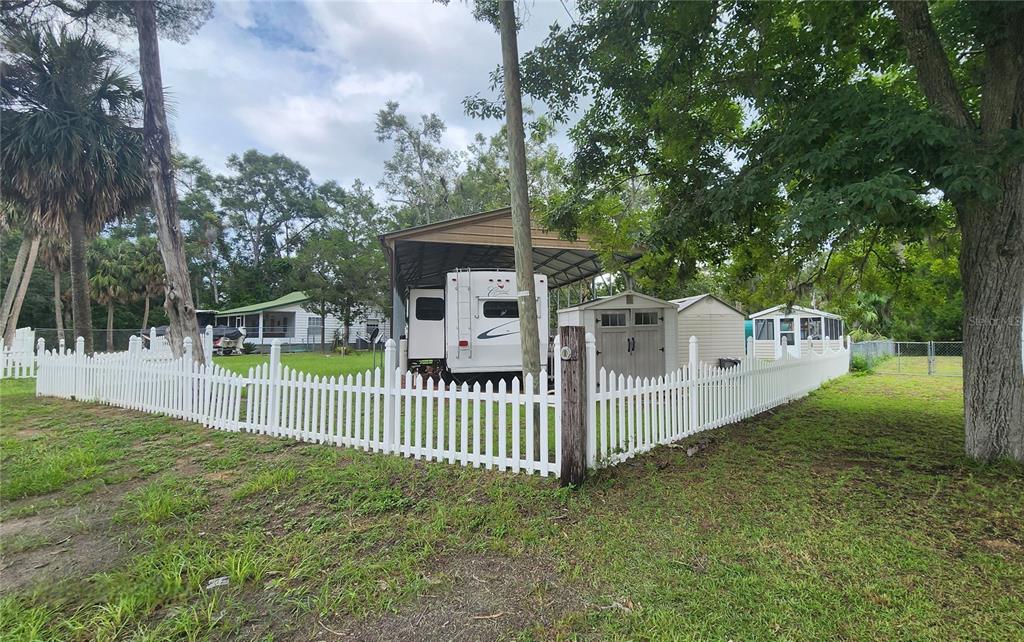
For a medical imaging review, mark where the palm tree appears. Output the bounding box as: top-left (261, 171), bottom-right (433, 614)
top-left (0, 203), bottom-right (41, 346)
top-left (89, 238), bottom-right (136, 352)
top-left (37, 234), bottom-right (69, 344)
top-left (1, 26), bottom-right (148, 354)
top-left (135, 236), bottom-right (166, 333)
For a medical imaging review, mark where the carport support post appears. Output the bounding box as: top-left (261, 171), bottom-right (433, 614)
top-left (560, 326), bottom-right (586, 486)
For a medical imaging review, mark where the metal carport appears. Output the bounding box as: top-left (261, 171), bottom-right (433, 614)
top-left (380, 207), bottom-right (639, 341)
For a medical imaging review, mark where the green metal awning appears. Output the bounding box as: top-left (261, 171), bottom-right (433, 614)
top-left (215, 291), bottom-right (309, 316)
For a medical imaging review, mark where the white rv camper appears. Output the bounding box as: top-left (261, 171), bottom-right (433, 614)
top-left (407, 270), bottom-right (549, 375)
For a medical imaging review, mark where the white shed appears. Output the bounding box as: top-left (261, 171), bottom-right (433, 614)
top-left (671, 294), bottom-right (747, 368)
top-left (557, 291), bottom-right (677, 379)
top-left (750, 304), bottom-right (845, 360)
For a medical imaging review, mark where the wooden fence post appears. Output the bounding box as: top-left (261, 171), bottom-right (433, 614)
top-left (560, 325), bottom-right (586, 486)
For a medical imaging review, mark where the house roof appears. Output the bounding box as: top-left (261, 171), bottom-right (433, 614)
top-left (749, 304), bottom-right (842, 319)
top-left (557, 290), bottom-right (675, 313)
top-left (380, 207), bottom-right (641, 289)
top-left (216, 291), bottom-right (309, 316)
top-left (670, 293), bottom-right (745, 316)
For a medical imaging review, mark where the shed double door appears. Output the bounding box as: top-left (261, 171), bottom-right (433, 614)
top-left (595, 309), bottom-right (664, 379)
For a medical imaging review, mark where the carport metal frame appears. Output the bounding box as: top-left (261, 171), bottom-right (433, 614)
top-left (380, 207), bottom-right (640, 341)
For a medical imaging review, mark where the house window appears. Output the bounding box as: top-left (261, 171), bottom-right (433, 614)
top-left (633, 311), bottom-right (659, 326)
top-left (824, 318), bottom-right (844, 339)
top-left (755, 319), bottom-right (775, 340)
top-left (415, 297), bottom-right (444, 321)
top-left (800, 317), bottom-right (822, 340)
top-left (601, 313), bottom-right (626, 327)
top-left (483, 300), bottom-right (519, 318)
top-left (308, 316), bottom-right (322, 330)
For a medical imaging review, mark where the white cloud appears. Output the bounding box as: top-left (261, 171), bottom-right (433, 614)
top-left (217, 0), bottom-right (257, 30)
top-left (155, 0), bottom-right (572, 187)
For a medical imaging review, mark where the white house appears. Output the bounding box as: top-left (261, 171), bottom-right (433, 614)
top-left (749, 304), bottom-right (845, 360)
top-left (557, 291), bottom-right (677, 379)
top-left (671, 294), bottom-right (747, 367)
top-left (214, 291), bottom-right (389, 351)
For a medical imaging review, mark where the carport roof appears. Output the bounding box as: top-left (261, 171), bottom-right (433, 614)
top-left (380, 207), bottom-right (640, 290)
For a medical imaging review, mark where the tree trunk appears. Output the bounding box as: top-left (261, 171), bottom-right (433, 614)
top-left (0, 234), bottom-right (32, 341)
top-left (134, 0), bottom-right (204, 364)
top-left (891, 0), bottom-right (1024, 463)
top-left (499, 0), bottom-right (543, 458)
top-left (3, 233), bottom-right (40, 347)
top-left (106, 301), bottom-right (115, 352)
top-left (53, 270), bottom-right (64, 342)
top-left (959, 163), bottom-right (1024, 463)
top-left (68, 206), bottom-right (93, 354)
top-left (141, 295), bottom-right (151, 336)
top-left (210, 266), bottom-right (218, 305)
top-left (321, 311), bottom-right (326, 353)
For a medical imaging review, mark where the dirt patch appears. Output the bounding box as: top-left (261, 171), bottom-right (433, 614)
top-left (305, 553), bottom-right (582, 641)
top-left (980, 539), bottom-right (1021, 555)
top-left (0, 476), bottom-right (147, 592)
top-left (0, 446), bottom-right (213, 593)
top-left (0, 528), bottom-right (124, 593)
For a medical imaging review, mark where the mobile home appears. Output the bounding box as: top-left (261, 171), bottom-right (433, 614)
top-left (749, 304), bottom-right (845, 360)
top-left (215, 292), bottom-right (389, 351)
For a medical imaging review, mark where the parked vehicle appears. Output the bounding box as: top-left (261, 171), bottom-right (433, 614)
top-left (212, 326), bottom-right (246, 356)
top-left (407, 269), bottom-right (549, 376)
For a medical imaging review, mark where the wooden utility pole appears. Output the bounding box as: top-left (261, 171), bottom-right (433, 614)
top-left (134, 0), bottom-right (205, 364)
top-left (559, 326), bottom-right (587, 486)
top-left (498, 0), bottom-right (543, 455)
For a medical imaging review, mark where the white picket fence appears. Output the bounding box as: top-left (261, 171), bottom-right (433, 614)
top-left (37, 334), bottom-right (563, 476)
top-left (33, 332), bottom-right (849, 476)
top-left (1, 327), bottom-right (37, 378)
top-left (588, 336), bottom-right (851, 468)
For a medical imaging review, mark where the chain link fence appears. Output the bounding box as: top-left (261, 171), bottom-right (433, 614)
top-left (851, 340), bottom-right (962, 377)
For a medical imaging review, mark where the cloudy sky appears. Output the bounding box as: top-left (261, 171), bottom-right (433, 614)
top-left (157, 0), bottom-right (575, 187)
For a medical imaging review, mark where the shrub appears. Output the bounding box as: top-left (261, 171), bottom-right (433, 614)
top-left (849, 354), bottom-right (874, 373)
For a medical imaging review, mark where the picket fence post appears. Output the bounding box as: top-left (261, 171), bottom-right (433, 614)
top-left (35, 337), bottom-right (44, 378)
top-left (688, 336), bottom-right (699, 432)
top-left (182, 337), bottom-right (193, 419)
top-left (204, 325), bottom-right (214, 362)
top-left (584, 332), bottom-right (597, 470)
top-left (745, 336), bottom-right (754, 416)
top-left (383, 338), bottom-right (396, 454)
top-left (73, 336), bottom-right (84, 400)
top-left (268, 340), bottom-right (282, 435)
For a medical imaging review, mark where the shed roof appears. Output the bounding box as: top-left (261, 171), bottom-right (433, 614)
top-left (670, 293), bottom-right (745, 316)
top-left (216, 291), bottom-right (309, 316)
top-left (380, 207), bottom-right (640, 290)
top-left (557, 290), bottom-right (675, 313)
top-left (749, 304), bottom-right (842, 319)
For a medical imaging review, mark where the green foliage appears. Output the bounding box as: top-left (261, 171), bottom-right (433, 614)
top-left (512, 0), bottom-right (1021, 340)
top-left (0, 25), bottom-right (148, 236)
top-left (849, 354), bottom-right (874, 373)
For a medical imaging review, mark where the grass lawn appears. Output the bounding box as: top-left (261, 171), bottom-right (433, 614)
top-left (1, 373), bottom-right (1021, 641)
top-left (214, 350), bottom-right (381, 378)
